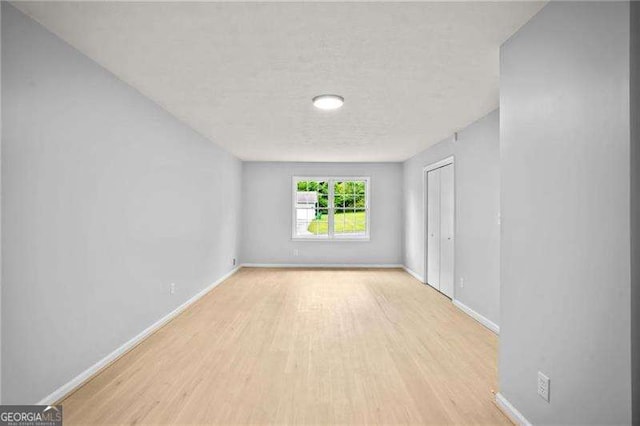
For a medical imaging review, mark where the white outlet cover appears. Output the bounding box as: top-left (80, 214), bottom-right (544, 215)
top-left (537, 371), bottom-right (550, 402)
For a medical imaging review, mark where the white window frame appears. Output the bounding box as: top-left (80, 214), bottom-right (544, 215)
top-left (291, 176), bottom-right (370, 241)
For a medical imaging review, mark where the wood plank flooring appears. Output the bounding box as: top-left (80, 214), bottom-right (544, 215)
top-left (60, 268), bottom-right (509, 425)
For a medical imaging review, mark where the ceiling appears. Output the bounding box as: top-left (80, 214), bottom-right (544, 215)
top-left (13, 1), bottom-right (545, 162)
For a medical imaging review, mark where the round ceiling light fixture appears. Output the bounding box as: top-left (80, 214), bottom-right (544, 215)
top-left (312, 94), bottom-right (344, 110)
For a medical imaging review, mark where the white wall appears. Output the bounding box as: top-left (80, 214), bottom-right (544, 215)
top-left (241, 162), bottom-right (402, 265)
top-left (454, 111), bottom-right (500, 325)
top-left (1, 4), bottom-right (242, 404)
top-left (403, 138), bottom-right (454, 279)
top-left (402, 110), bottom-right (500, 326)
top-left (499, 2), bottom-right (631, 423)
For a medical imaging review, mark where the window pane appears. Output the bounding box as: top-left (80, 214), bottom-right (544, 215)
top-left (334, 208), bottom-right (347, 234)
top-left (295, 181), bottom-right (315, 236)
top-left (295, 180), bottom-right (328, 238)
top-left (318, 189), bottom-right (328, 209)
top-left (318, 181), bottom-right (329, 195)
top-left (354, 181), bottom-right (366, 207)
top-left (342, 193), bottom-right (355, 208)
top-left (334, 209), bottom-right (366, 237)
top-left (333, 181), bottom-right (345, 208)
top-left (295, 207), bottom-right (315, 237)
top-left (308, 208), bottom-right (328, 237)
top-left (334, 181), bottom-right (366, 206)
top-left (352, 209), bottom-right (367, 237)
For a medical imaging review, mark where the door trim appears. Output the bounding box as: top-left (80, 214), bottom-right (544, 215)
top-left (424, 156), bottom-right (454, 173)
top-left (423, 156), bottom-right (455, 299)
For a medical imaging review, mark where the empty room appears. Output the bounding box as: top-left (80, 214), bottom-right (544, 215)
top-left (1, 0), bottom-right (638, 425)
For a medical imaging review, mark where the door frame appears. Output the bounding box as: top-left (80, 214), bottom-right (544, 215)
top-left (423, 156), bottom-right (455, 298)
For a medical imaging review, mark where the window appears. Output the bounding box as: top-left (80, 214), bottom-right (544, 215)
top-left (292, 177), bottom-right (370, 240)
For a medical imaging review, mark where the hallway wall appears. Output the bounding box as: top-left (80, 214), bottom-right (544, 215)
top-left (499, 2), bottom-right (632, 423)
top-left (2, 4), bottom-right (242, 403)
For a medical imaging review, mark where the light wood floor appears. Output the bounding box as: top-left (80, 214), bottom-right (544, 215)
top-left (60, 268), bottom-right (509, 425)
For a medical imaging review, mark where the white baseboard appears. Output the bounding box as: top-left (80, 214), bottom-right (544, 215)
top-left (37, 266), bottom-right (241, 405)
top-left (495, 393), bottom-right (531, 426)
top-left (241, 263), bottom-right (403, 268)
top-left (402, 266), bottom-right (425, 283)
top-left (452, 299), bottom-right (500, 334)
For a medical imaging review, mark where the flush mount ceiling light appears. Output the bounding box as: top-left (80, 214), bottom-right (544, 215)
top-left (312, 94), bottom-right (344, 110)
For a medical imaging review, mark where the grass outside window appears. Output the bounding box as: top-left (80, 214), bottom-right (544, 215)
top-left (308, 211), bottom-right (366, 234)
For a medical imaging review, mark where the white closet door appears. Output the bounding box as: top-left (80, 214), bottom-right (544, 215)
top-left (438, 164), bottom-right (455, 298)
top-left (426, 168), bottom-right (441, 290)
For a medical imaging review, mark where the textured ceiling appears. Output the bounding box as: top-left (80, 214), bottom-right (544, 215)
top-left (13, 1), bottom-right (545, 162)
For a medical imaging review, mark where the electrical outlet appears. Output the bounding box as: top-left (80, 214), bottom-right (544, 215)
top-left (537, 371), bottom-right (550, 402)
top-left (170, 283), bottom-right (176, 295)
top-left (293, 249), bottom-right (299, 256)
top-left (460, 277), bottom-right (464, 288)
